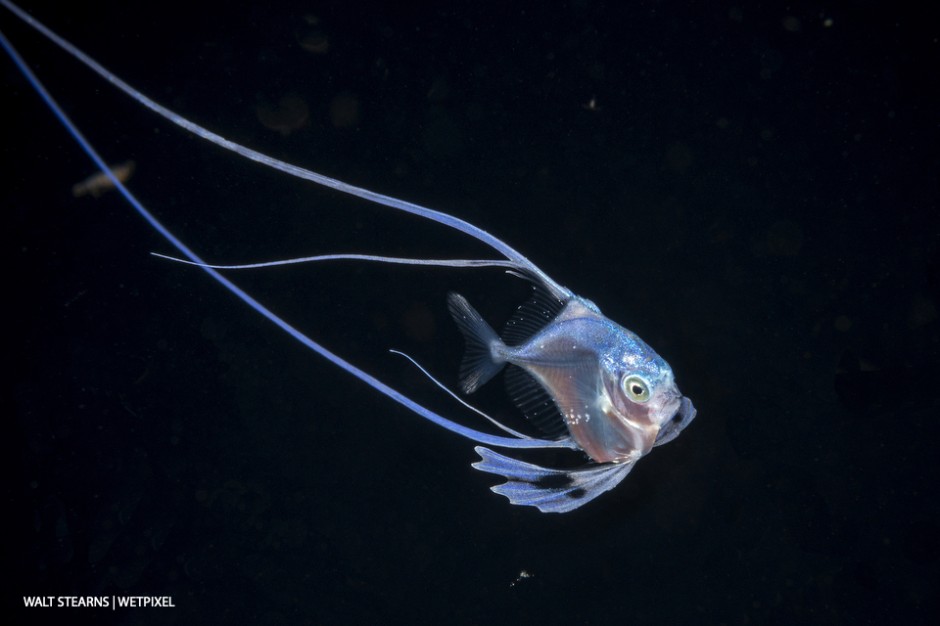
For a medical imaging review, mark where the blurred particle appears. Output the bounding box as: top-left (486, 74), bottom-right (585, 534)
top-left (298, 14), bottom-right (330, 54)
top-left (427, 78), bottom-right (450, 103)
top-left (834, 315), bottom-right (853, 332)
top-left (400, 302), bottom-right (436, 343)
top-left (72, 160), bottom-right (135, 197)
top-left (664, 142), bottom-right (694, 173)
top-left (582, 95), bottom-right (600, 111)
top-left (908, 293), bottom-right (937, 329)
top-left (299, 29), bottom-right (330, 54)
top-left (256, 94), bottom-right (310, 136)
top-left (421, 109), bottom-right (463, 158)
top-left (329, 91), bottom-right (361, 128)
top-left (782, 16), bottom-right (801, 32)
top-left (754, 220), bottom-right (803, 257)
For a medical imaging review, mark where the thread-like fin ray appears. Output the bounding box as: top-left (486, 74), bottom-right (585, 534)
top-left (0, 0), bottom-right (572, 302)
top-left (0, 6), bottom-right (581, 456)
top-left (151, 252), bottom-right (519, 271)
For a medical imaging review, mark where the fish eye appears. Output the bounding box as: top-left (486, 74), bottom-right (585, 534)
top-left (621, 375), bottom-right (651, 403)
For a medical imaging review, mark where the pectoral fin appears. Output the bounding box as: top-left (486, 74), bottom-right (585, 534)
top-left (472, 446), bottom-right (635, 513)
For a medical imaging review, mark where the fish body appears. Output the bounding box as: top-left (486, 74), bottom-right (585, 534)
top-left (449, 291), bottom-right (688, 469)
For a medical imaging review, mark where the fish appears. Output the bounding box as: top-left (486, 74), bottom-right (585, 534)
top-left (1, 0), bottom-right (696, 513)
top-left (449, 291), bottom-right (689, 465)
top-left (447, 288), bottom-right (695, 512)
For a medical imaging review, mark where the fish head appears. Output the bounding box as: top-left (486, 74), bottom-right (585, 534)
top-left (596, 330), bottom-right (693, 459)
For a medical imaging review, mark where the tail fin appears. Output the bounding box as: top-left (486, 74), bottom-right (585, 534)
top-left (447, 293), bottom-right (506, 393)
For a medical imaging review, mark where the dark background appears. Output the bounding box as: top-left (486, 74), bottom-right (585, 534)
top-left (5, 0), bottom-right (938, 623)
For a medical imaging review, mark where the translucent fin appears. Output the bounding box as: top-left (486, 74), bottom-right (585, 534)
top-left (389, 349), bottom-right (534, 440)
top-left (498, 283), bottom-right (572, 438)
top-left (503, 364), bottom-right (569, 438)
top-left (447, 293), bottom-right (505, 394)
top-left (528, 355), bottom-right (606, 424)
top-left (472, 446), bottom-right (636, 513)
top-left (151, 252), bottom-right (519, 271)
top-left (501, 283), bottom-right (567, 346)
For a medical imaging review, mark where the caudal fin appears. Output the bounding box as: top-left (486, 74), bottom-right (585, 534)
top-left (447, 293), bottom-right (506, 393)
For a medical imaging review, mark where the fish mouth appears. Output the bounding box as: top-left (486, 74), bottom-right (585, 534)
top-left (676, 396), bottom-right (697, 427)
top-left (659, 389), bottom-right (692, 424)
top-left (652, 394), bottom-right (697, 447)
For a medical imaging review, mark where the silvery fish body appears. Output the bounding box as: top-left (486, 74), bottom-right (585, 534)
top-left (449, 289), bottom-right (695, 510)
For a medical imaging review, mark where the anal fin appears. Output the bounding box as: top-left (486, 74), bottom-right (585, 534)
top-left (503, 364), bottom-right (569, 438)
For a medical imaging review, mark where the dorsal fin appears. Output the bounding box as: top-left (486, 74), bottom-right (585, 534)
top-left (504, 364), bottom-right (569, 438)
top-left (499, 279), bottom-right (569, 438)
top-left (501, 282), bottom-right (567, 346)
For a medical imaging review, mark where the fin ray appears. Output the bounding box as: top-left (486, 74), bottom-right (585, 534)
top-left (447, 293), bottom-right (505, 393)
top-left (504, 364), bottom-right (570, 438)
top-left (502, 284), bottom-right (567, 346)
top-left (472, 446), bottom-right (635, 513)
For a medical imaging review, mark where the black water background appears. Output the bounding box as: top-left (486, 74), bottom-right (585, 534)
top-left (6, 1), bottom-right (938, 624)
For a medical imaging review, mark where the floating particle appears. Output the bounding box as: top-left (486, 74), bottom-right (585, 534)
top-left (782, 16), bottom-right (801, 32)
top-left (297, 14), bottom-right (330, 54)
top-left (509, 569), bottom-right (534, 588)
top-left (256, 94), bottom-right (310, 136)
top-left (400, 302), bottom-right (436, 343)
top-left (72, 160), bottom-right (135, 197)
top-left (299, 29), bottom-right (330, 54)
top-left (754, 220), bottom-right (803, 257)
top-left (329, 91), bottom-right (360, 128)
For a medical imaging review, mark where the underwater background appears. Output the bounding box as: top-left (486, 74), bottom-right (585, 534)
top-left (7, 0), bottom-right (938, 623)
